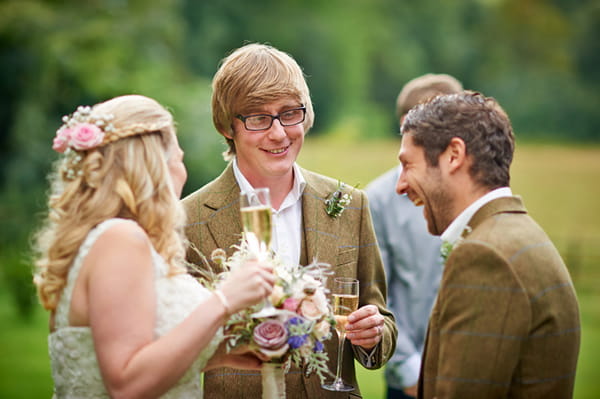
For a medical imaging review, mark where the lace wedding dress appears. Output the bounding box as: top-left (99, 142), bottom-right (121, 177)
top-left (48, 218), bottom-right (222, 398)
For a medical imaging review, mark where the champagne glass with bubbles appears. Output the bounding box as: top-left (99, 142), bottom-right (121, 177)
top-left (322, 277), bottom-right (359, 392)
top-left (240, 187), bottom-right (276, 317)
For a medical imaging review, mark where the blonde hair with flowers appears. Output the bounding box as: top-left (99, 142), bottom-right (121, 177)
top-left (33, 94), bottom-right (187, 311)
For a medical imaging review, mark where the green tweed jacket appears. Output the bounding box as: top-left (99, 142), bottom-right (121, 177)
top-left (418, 196), bottom-right (580, 398)
top-left (182, 163), bottom-right (397, 399)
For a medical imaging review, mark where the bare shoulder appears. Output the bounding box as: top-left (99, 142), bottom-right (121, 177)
top-left (86, 220), bottom-right (152, 272)
top-left (97, 220), bottom-right (148, 246)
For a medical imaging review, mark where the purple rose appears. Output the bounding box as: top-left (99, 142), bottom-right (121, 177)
top-left (253, 320), bottom-right (289, 358)
top-left (70, 123), bottom-right (104, 150)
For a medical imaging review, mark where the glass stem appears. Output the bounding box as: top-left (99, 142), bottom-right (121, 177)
top-left (334, 331), bottom-right (345, 384)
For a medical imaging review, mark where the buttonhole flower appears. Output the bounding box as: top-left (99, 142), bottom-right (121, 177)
top-left (325, 181), bottom-right (354, 218)
top-left (440, 225), bottom-right (472, 263)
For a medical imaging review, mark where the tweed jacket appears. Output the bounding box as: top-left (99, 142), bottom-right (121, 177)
top-left (418, 196), bottom-right (580, 399)
top-left (182, 163), bottom-right (397, 399)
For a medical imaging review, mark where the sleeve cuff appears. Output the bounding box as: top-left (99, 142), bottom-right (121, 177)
top-left (355, 344), bottom-right (380, 368)
top-left (398, 353), bottom-right (421, 388)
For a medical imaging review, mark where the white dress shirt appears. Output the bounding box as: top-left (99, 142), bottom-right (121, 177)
top-left (232, 158), bottom-right (306, 267)
top-left (441, 187), bottom-right (513, 245)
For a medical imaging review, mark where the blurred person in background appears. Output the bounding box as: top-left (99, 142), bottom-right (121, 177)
top-left (366, 73), bottom-right (463, 399)
top-left (397, 91), bottom-right (580, 398)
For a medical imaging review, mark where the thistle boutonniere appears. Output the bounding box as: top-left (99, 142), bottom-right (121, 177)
top-left (440, 225), bottom-right (472, 263)
top-left (325, 182), bottom-right (353, 218)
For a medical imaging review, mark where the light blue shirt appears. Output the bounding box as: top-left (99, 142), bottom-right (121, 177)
top-left (366, 166), bottom-right (443, 389)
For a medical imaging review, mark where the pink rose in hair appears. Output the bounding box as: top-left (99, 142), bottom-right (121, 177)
top-left (69, 123), bottom-right (104, 150)
top-left (52, 127), bottom-right (73, 153)
top-left (253, 319), bottom-right (289, 358)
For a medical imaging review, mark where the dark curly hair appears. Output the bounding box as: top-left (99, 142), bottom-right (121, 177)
top-left (401, 90), bottom-right (515, 189)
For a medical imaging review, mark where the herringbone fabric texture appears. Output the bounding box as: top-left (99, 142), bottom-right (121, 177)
top-left (418, 197), bottom-right (580, 399)
top-left (182, 164), bottom-right (397, 399)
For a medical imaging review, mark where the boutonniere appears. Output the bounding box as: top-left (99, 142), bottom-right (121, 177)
top-left (325, 182), bottom-right (353, 218)
top-left (440, 225), bottom-right (472, 263)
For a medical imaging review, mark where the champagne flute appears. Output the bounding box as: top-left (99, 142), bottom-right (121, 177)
top-left (240, 187), bottom-right (276, 317)
top-left (322, 277), bottom-right (359, 392)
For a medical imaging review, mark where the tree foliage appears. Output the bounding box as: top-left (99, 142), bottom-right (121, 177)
top-left (0, 0), bottom-right (598, 315)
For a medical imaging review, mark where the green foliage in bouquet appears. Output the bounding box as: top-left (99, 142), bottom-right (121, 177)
top-left (212, 241), bottom-right (336, 383)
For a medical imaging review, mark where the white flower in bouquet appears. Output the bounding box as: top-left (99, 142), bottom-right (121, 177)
top-left (214, 241), bottom-right (336, 390)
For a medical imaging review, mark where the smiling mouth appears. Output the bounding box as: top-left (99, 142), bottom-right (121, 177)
top-left (410, 195), bottom-right (424, 206)
top-left (265, 146), bottom-right (288, 154)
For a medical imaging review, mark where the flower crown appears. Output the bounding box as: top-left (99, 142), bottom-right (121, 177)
top-left (53, 106), bottom-right (117, 153)
top-left (52, 104), bottom-right (172, 180)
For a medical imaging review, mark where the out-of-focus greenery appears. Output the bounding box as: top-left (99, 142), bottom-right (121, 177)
top-left (1, 0), bottom-right (598, 318)
top-left (1, 138), bottom-right (599, 398)
top-left (1, 2), bottom-right (597, 396)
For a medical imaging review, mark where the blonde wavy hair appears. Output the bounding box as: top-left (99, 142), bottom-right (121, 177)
top-left (33, 95), bottom-right (187, 311)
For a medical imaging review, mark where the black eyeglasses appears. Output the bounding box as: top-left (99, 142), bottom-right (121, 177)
top-left (236, 106), bottom-right (306, 131)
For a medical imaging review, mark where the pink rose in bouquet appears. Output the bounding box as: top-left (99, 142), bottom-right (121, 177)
top-left (282, 297), bottom-right (300, 312)
top-left (299, 290), bottom-right (329, 321)
top-left (216, 243), bottom-right (335, 389)
top-left (253, 319), bottom-right (289, 358)
top-left (69, 123), bottom-right (105, 150)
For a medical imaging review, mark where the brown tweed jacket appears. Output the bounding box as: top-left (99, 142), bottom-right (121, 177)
top-left (182, 163), bottom-right (397, 399)
top-left (418, 196), bottom-right (580, 399)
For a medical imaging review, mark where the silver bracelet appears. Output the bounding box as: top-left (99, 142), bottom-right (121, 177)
top-left (214, 289), bottom-right (231, 316)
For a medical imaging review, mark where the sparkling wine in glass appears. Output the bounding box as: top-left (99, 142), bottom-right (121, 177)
top-left (240, 206), bottom-right (272, 256)
top-left (240, 187), bottom-right (276, 317)
top-left (322, 277), bottom-right (359, 392)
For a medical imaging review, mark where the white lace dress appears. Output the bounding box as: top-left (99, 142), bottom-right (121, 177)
top-left (48, 218), bottom-right (222, 398)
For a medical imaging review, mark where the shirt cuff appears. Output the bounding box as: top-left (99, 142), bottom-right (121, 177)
top-left (355, 344), bottom-right (380, 368)
top-left (398, 353), bottom-right (421, 388)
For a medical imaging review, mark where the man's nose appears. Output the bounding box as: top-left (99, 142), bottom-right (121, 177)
top-left (266, 118), bottom-right (287, 139)
top-left (396, 174), bottom-right (408, 195)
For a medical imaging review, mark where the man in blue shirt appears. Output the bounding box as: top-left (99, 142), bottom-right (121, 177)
top-left (366, 74), bottom-right (463, 399)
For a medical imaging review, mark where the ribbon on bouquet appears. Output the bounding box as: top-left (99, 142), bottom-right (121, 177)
top-left (262, 362), bottom-right (286, 399)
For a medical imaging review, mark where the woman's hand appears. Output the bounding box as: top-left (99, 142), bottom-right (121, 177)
top-left (219, 260), bottom-right (275, 314)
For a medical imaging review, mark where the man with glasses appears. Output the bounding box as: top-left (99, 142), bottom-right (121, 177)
top-left (182, 43), bottom-right (397, 398)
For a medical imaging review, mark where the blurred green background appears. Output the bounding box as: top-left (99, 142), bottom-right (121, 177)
top-left (1, 0), bottom-right (598, 397)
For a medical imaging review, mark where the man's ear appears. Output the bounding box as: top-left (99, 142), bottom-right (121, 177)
top-left (220, 126), bottom-right (234, 140)
top-left (444, 137), bottom-right (467, 174)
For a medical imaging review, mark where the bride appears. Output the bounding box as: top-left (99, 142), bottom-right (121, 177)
top-left (32, 94), bottom-right (275, 398)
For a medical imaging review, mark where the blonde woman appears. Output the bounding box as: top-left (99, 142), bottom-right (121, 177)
top-left (33, 94), bottom-right (275, 398)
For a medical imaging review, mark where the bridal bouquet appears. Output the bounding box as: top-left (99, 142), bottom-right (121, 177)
top-left (210, 242), bottom-right (335, 399)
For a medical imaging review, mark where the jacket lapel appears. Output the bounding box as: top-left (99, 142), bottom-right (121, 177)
top-left (467, 196), bottom-right (527, 231)
top-left (203, 164), bottom-right (244, 253)
top-left (301, 169), bottom-right (340, 268)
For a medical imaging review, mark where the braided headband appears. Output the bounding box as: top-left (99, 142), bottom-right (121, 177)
top-left (53, 105), bottom-right (170, 180)
top-left (52, 105), bottom-right (170, 154)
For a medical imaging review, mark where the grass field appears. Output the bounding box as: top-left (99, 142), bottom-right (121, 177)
top-left (1, 137), bottom-right (598, 398)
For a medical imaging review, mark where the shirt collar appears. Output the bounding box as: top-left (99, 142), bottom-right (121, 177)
top-left (441, 187), bottom-right (513, 244)
top-left (232, 158), bottom-right (306, 208)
